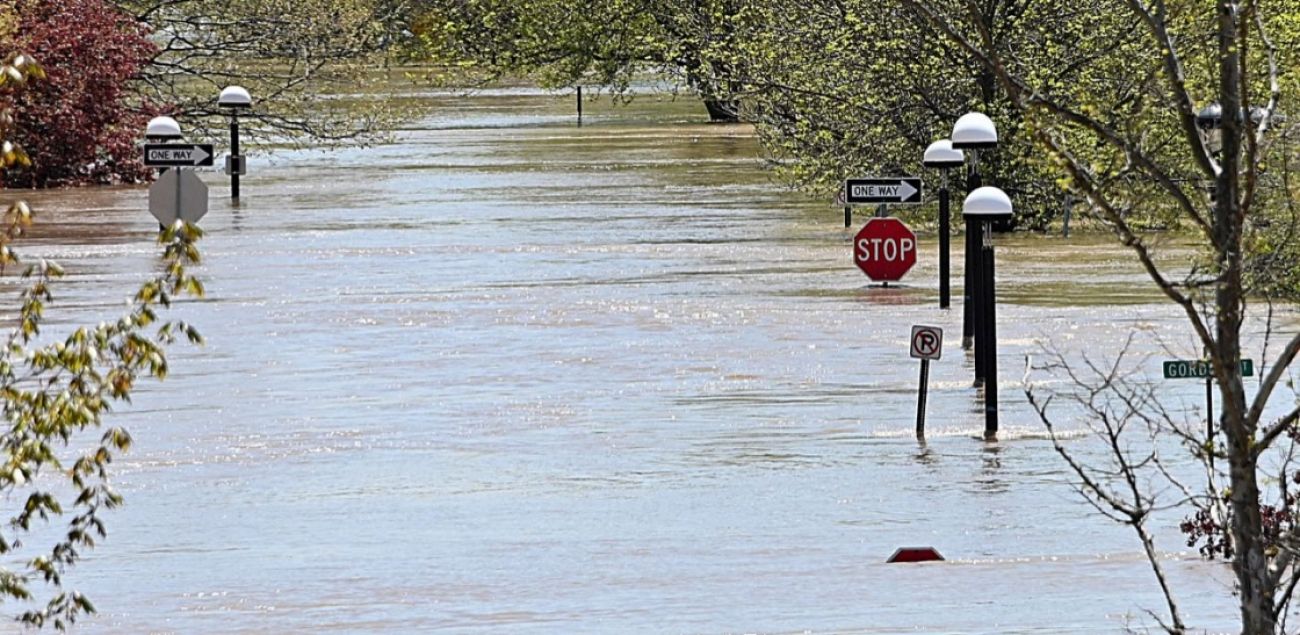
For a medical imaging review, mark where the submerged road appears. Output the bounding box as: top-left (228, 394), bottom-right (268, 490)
top-left (13, 89), bottom-right (1284, 632)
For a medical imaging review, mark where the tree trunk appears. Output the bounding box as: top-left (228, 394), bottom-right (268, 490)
top-left (1216, 2), bottom-right (1277, 631)
top-left (703, 98), bottom-right (740, 123)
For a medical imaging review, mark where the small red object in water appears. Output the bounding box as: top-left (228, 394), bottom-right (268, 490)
top-left (887, 547), bottom-right (944, 563)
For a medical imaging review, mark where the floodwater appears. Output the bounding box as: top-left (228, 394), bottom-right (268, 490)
top-left (8, 90), bottom-right (1296, 633)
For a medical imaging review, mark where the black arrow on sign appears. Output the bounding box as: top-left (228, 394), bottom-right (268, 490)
top-left (144, 144), bottom-right (215, 167)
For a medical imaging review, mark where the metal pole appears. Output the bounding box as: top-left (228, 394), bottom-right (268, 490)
top-left (875, 203), bottom-right (887, 218)
top-left (1206, 374), bottom-right (1214, 465)
top-left (916, 359), bottom-right (930, 439)
top-left (971, 219), bottom-right (986, 387)
top-left (230, 112), bottom-right (241, 200)
top-left (983, 221), bottom-right (998, 439)
top-left (159, 166), bottom-right (168, 232)
top-left (844, 205), bottom-right (851, 228)
top-left (939, 169), bottom-right (950, 309)
top-left (963, 150), bottom-right (981, 350)
top-left (577, 86), bottom-right (583, 125)
top-left (174, 168), bottom-right (182, 227)
top-left (1062, 192), bottom-right (1072, 238)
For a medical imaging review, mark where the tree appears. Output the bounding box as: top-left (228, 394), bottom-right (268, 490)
top-left (896, 0), bottom-right (1300, 631)
top-left (407, 0), bottom-right (749, 122)
top-left (115, 0), bottom-right (412, 147)
top-left (0, 0), bottom-right (158, 187)
top-left (0, 46), bottom-right (205, 629)
top-left (720, 0), bottom-right (1157, 229)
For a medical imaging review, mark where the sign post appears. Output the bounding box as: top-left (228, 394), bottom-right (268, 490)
top-left (1163, 359), bottom-right (1255, 461)
top-left (911, 325), bottom-right (943, 439)
top-left (853, 218), bottom-right (918, 284)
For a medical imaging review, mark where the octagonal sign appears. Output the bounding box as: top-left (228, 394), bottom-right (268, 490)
top-left (853, 217), bottom-right (917, 282)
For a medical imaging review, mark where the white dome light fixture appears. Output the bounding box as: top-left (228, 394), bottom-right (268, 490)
top-left (145, 116), bottom-right (183, 141)
top-left (963, 186), bottom-right (1013, 219)
top-left (951, 112), bottom-right (998, 149)
top-left (922, 139), bottom-right (964, 168)
top-left (218, 86), bottom-right (253, 109)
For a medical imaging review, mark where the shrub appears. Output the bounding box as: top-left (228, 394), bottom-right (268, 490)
top-left (2, 0), bottom-right (158, 187)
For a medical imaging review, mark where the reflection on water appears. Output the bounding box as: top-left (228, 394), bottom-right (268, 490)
top-left (8, 89), bottom-right (1282, 633)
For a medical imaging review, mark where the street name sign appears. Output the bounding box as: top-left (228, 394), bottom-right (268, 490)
top-left (854, 217), bottom-right (917, 281)
top-left (845, 177), bottom-right (923, 204)
top-left (149, 169), bottom-right (209, 225)
top-left (1162, 359), bottom-right (1255, 379)
top-left (144, 144), bottom-right (214, 167)
top-left (910, 325), bottom-right (943, 361)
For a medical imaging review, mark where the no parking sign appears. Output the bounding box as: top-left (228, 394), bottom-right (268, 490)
top-left (910, 325), bottom-right (943, 361)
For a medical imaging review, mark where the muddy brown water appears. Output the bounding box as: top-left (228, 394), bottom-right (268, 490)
top-left (8, 89), bottom-right (1293, 632)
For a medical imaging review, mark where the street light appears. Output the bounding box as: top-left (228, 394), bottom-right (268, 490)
top-left (923, 139), bottom-right (964, 309)
top-left (1196, 102), bottom-right (1223, 155)
top-left (951, 112), bottom-right (998, 384)
top-left (963, 185), bottom-right (1013, 440)
top-left (218, 86), bottom-right (252, 200)
top-left (1195, 103), bottom-right (1227, 203)
top-left (145, 116), bottom-right (183, 142)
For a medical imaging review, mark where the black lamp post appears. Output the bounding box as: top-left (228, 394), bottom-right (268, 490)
top-left (923, 139), bottom-right (965, 310)
top-left (218, 86), bottom-right (252, 200)
top-left (963, 186), bottom-right (1013, 440)
top-left (951, 112), bottom-right (999, 386)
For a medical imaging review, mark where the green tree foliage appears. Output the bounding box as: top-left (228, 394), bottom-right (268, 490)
top-left (408, 0), bottom-right (749, 121)
top-left (719, 1), bottom-right (1161, 228)
top-left (115, 0), bottom-right (410, 146)
top-left (0, 50), bottom-right (205, 630)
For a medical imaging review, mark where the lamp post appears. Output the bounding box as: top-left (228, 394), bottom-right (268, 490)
top-left (1196, 103), bottom-right (1223, 156)
top-left (963, 186), bottom-right (1013, 440)
top-left (1194, 102), bottom-right (1225, 453)
top-left (951, 112), bottom-right (998, 386)
top-left (923, 139), bottom-right (964, 309)
top-left (218, 86), bottom-right (252, 200)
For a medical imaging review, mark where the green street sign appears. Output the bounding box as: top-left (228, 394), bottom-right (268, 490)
top-left (1162, 359), bottom-right (1255, 379)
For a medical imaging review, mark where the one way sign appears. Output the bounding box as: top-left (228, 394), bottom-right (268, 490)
top-left (845, 177), bottom-right (923, 204)
top-left (144, 144), bottom-right (214, 167)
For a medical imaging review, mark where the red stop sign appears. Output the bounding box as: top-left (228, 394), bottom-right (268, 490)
top-left (853, 218), bottom-right (917, 281)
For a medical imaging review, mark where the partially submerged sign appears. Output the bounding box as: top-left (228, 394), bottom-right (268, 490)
top-left (144, 143), bottom-right (214, 167)
top-left (1163, 359), bottom-right (1255, 379)
top-left (853, 217), bottom-right (917, 282)
top-left (845, 177), bottom-right (923, 204)
top-left (911, 325), bottom-right (943, 438)
top-left (887, 547), bottom-right (944, 563)
top-left (149, 169), bottom-right (209, 225)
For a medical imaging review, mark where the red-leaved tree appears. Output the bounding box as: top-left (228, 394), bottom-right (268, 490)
top-left (2, 0), bottom-right (158, 187)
